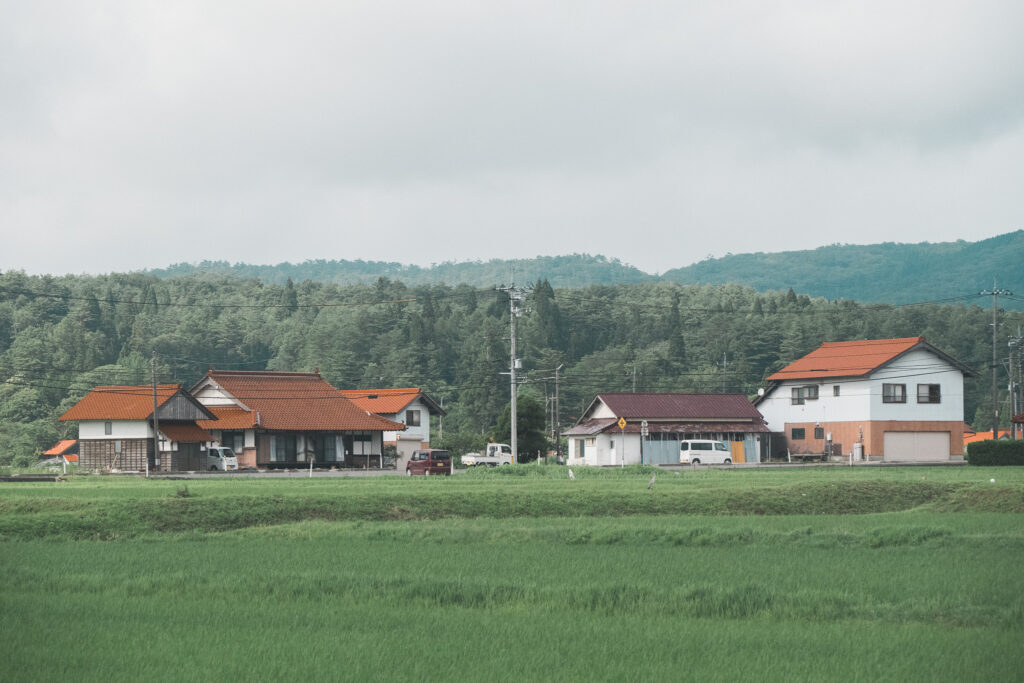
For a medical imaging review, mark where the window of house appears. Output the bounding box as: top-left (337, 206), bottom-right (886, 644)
top-left (882, 384), bottom-right (906, 403)
top-left (917, 384), bottom-right (941, 404)
top-left (269, 435), bottom-right (296, 462)
top-left (223, 432), bottom-right (244, 453)
top-left (814, 426), bottom-right (824, 439)
top-left (312, 435), bottom-right (337, 462)
top-left (791, 428), bottom-right (806, 440)
top-left (349, 432), bottom-right (373, 455)
top-left (833, 385), bottom-right (840, 397)
top-left (791, 387), bottom-right (805, 405)
top-left (804, 385), bottom-right (819, 400)
top-left (104, 421), bottom-right (112, 435)
top-left (406, 409), bottom-right (421, 427)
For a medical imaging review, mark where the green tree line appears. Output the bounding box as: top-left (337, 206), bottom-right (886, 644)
top-left (1, 270), bottom-right (1020, 465)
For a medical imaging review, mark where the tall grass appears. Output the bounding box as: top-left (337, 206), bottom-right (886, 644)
top-left (2, 469), bottom-right (1023, 681)
top-left (2, 514), bottom-right (1022, 681)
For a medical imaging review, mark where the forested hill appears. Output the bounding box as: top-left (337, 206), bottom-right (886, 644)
top-left (144, 232), bottom-right (1024, 306)
top-left (662, 231), bottom-right (1024, 306)
top-left (147, 255), bottom-right (656, 288)
top-left (2, 268), bottom-right (1023, 464)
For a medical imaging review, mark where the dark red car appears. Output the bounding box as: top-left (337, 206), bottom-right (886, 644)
top-left (405, 449), bottom-right (452, 476)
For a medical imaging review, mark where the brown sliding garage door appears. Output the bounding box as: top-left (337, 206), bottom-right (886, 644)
top-left (882, 431), bottom-right (950, 462)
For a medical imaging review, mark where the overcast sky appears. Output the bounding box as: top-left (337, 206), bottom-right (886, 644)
top-left (3, 1), bottom-right (1023, 276)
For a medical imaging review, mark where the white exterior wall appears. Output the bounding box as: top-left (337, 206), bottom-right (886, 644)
top-left (383, 399), bottom-right (430, 443)
top-left (758, 349), bottom-right (965, 430)
top-left (758, 378), bottom-right (872, 432)
top-left (590, 402), bottom-right (616, 419)
top-left (569, 433), bottom-right (642, 466)
top-left (192, 384), bottom-right (244, 407)
top-left (79, 420), bottom-right (151, 439)
top-left (868, 350), bottom-right (964, 421)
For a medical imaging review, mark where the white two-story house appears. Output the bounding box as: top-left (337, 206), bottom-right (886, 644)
top-left (337, 388), bottom-right (446, 461)
top-left (755, 337), bottom-right (975, 462)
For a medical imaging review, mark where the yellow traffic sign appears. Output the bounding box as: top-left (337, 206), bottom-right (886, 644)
top-left (617, 417), bottom-right (626, 430)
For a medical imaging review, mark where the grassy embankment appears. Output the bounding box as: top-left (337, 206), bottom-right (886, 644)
top-left (2, 466), bottom-right (1023, 681)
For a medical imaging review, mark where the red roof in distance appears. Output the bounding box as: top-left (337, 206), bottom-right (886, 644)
top-left (160, 424), bottom-right (213, 443)
top-left (197, 405), bottom-right (257, 431)
top-left (593, 393), bottom-right (764, 422)
top-left (198, 370), bottom-right (405, 432)
top-left (43, 439), bottom-right (78, 456)
top-left (337, 388), bottom-right (421, 415)
top-left (59, 385), bottom-right (182, 421)
top-left (767, 337), bottom-right (946, 381)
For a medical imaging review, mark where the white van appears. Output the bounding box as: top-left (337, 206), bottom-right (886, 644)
top-left (206, 446), bottom-right (239, 471)
top-left (679, 440), bottom-right (732, 465)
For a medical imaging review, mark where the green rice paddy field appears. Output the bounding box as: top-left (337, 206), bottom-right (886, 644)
top-left (2, 466), bottom-right (1023, 681)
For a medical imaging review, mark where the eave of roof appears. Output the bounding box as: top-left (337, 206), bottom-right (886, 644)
top-left (59, 385), bottom-right (182, 422)
top-left (765, 337), bottom-right (976, 382)
top-left (199, 370), bottom-right (405, 432)
top-left (564, 419), bottom-right (769, 436)
top-left (160, 423), bottom-right (213, 443)
top-left (43, 439), bottom-right (78, 456)
top-left (581, 393), bottom-right (764, 423)
top-left (197, 405), bottom-right (257, 431)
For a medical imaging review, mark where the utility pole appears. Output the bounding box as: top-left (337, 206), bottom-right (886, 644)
top-left (498, 285), bottom-right (528, 463)
top-left (718, 353), bottom-right (729, 393)
top-left (151, 354), bottom-right (159, 476)
top-left (555, 363), bottom-right (564, 458)
top-left (1010, 329), bottom-right (1023, 439)
top-left (981, 283), bottom-right (1012, 439)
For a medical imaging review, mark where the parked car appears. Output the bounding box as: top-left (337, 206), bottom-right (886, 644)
top-left (679, 440), bottom-right (732, 465)
top-left (406, 449), bottom-right (452, 476)
top-left (206, 446), bottom-right (239, 471)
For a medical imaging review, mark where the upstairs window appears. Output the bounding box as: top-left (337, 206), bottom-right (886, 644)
top-left (833, 385), bottom-right (840, 397)
top-left (882, 384), bottom-right (906, 404)
top-left (104, 421), bottom-right (112, 435)
top-left (917, 384), bottom-right (941, 404)
top-left (406, 409), bottom-right (421, 426)
top-left (791, 385), bottom-right (819, 404)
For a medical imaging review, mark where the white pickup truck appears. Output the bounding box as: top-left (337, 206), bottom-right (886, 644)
top-left (461, 443), bottom-right (514, 467)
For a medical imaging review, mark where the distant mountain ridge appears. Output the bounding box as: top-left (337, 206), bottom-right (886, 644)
top-left (147, 254), bottom-right (655, 289)
top-left (146, 231), bottom-right (1024, 306)
top-left (663, 230), bottom-right (1024, 305)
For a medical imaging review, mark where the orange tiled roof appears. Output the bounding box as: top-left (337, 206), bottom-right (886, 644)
top-left (337, 388), bottom-right (420, 415)
top-left (197, 405), bottom-right (257, 431)
top-left (160, 423), bottom-right (212, 443)
top-left (59, 385), bottom-right (182, 421)
top-left (200, 371), bottom-right (405, 432)
top-left (963, 430), bottom-right (1011, 445)
top-left (43, 439), bottom-right (77, 456)
top-left (767, 337), bottom-right (927, 381)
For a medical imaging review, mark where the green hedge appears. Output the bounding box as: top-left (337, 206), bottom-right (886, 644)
top-left (966, 439), bottom-right (1024, 466)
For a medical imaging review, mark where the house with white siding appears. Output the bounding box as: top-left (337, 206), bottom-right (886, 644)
top-left (59, 385), bottom-right (216, 471)
top-left (755, 337), bottom-right (975, 462)
top-left (563, 393), bottom-right (769, 467)
top-left (337, 388), bottom-right (446, 460)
